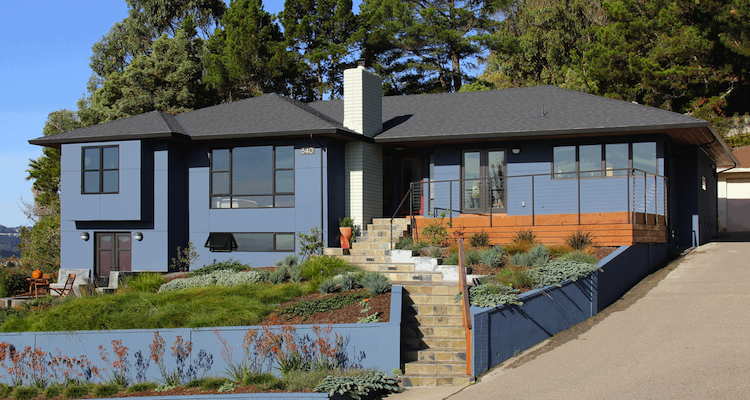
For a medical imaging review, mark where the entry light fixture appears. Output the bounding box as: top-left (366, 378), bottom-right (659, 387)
top-left (512, 148), bottom-right (521, 155)
top-left (133, 232), bottom-right (144, 241)
top-left (80, 232), bottom-right (90, 241)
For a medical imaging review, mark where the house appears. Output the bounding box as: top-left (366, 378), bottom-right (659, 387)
top-left (718, 146), bottom-right (750, 232)
top-left (30, 66), bottom-right (737, 280)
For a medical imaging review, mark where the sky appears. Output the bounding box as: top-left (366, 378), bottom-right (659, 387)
top-left (0, 0), bottom-right (321, 228)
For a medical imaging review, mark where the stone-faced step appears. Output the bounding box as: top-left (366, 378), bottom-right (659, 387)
top-left (349, 242), bottom-right (391, 250)
top-left (407, 294), bottom-right (459, 306)
top-left (400, 374), bottom-right (473, 387)
top-left (404, 361), bottom-right (467, 376)
top-left (348, 248), bottom-right (391, 256)
top-left (403, 325), bottom-right (466, 338)
top-left (401, 283), bottom-right (460, 295)
top-left (341, 255), bottom-right (391, 263)
top-left (406, 304), bottom-right (463, 316)
top-left (386, 271), bottom-right (444, 283)
top-left (403, 349), bottom-right (467, 363)
top-left (369, 263), bottom-right (416, 273)
top-left (403, 336), bottom-right (466, 350)
top-left (402, 314), bottom-right (465, 327)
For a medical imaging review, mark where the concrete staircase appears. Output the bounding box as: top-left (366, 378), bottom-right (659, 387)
top-left (325, 218), bottom-right (473, 387)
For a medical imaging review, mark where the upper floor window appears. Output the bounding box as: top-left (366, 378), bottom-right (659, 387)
top-left (210, 145), bottom-right (294, 208)
top-left (552, 142), bottom-right (656, 179)
top-left (82, 146), bottom-right (119, 194)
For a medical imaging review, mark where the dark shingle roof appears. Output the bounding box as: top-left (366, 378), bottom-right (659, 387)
top-left (28, 111), bottom-right (187, 145)
top-left (313, 86), bottom-right (710, 142)
top-left (178, 93), bottom-right (349, 139)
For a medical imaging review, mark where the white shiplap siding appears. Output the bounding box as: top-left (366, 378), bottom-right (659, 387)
top-left (345, 141), bottom-right (383, 227)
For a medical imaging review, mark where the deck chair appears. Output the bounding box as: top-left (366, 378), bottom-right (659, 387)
top-left (51, 273), bottom-right (76, 297)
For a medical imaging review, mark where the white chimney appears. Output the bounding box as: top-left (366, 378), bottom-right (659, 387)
top-left (343, 65), bottom-right (383, 138)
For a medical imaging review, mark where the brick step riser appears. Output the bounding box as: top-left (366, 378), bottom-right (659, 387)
top-left (403, 338), bottom-right (466, 350)
top-left (403, 350), bottom-right (468, 363)
top-left (403, 315), bottom-right (465, 326)
top-left (402, 326), bottom-right (466, 338)
top-left (406, 305), bottom-right (463, 316)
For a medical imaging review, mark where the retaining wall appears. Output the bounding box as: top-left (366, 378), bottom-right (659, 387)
top-left (471, 243), bottom-right (668, 375)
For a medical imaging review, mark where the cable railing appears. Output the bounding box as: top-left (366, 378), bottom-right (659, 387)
top-left (407, 168), bottom-right (667, 227)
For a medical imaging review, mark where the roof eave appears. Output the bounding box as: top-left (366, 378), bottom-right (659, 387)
top-left (189, 128), bottom-right (373, 142)
top-left (28, 132), bottom-right (181, 147)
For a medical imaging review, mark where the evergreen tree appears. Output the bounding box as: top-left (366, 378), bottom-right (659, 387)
top-left (22, 111), bottom-right (80, 272)
top-left (359, 0), bottom-right (501, 94)
top-left (281, 0), bottom-right (357, 100)
top-left (205, 0), bottom-right (301, 101)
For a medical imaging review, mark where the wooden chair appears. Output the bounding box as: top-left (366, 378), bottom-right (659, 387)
top-left (51, 273), bottom-right (76, 297)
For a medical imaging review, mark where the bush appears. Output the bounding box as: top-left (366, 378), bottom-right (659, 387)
top-left (11, 386), bottom-right (38, 400)
top-left (275, 255), bottom-right (299, 268)
top-left (359, 271), bottom-right (391, 295)
top-left (279, 292), bottom-right (368, 320)
top-left (0, 268), bottom-right (31, 297)
top-left (186, 377), bottom-right (232, 390)
top-left (267, 266), bottom-right (288, 285)
top-left (530, 260), bottom-right (601, 288)
top-left (190, 259), bottom-right (249, 276)
top-left (395, 236), bottom-right (429, 252)
top-left (0, 383), bottom-right (11, 398)
top-left (283, 369), bottom-right (329, 392)
top-left (123, 272), bottom-right (165, 293)
top-left (560, 251), bottom-right (598, 264)
top-left (159, 270), bottom-right (262, 293)
top-left (503, 241), bottom-right (533, 255)
top-left (468, 230), bottom-right (490, 247)
top-left (527, 245), bottom-right (550, 266)
top-left (421, 211), bottom-right (451, 246)
top-left (338, 274), bottom-right (360, 291)
top-left (548, 244), bottom-right (574, 257)
top-left (464, 249), bottom-right (482, 266)
top-left (63, 383), bottom-right (90, 399)
top-left (43, 384), bottom-right (63, 398)
top-left (480, 246), bottom-right (505, 268)
top-left (300, 256), bottom-right (360, 284)
top-left (92, 383), bottom-right (120, 398)
top-left (318, 278), bottom-right (340, 294)
top-left (512, 229), bottom-right (537, 244)
top-left (565, 230), bottom-right (596, 250)
top-left (443, 250), bottom-right (459, 265)
top-left (467, 282), bottom-right (522, 307)
top-left (289, 264), bottom-right (305, 283)
top-left (314, 369), bottom-right (403, 399)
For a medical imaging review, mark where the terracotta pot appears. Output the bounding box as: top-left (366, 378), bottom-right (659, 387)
top-left (32, 270), bottom-right (43, 279)
top-left (339, 227), bottom-right (353, 249)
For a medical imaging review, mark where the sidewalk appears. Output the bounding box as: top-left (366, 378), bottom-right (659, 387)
top-left (388, 234), bottom-right (750, 399)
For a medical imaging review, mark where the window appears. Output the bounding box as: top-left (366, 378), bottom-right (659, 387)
top-left (205, 232), bottom-right (295, 252)
top-left (210, 146), bottom-right (294, 208)
top-left (95, 232), bottom-right (131, 278)
top-left (82, 146), bottom-right (119, 194)
top-left (462, 149), bottom-right (506, 212)
top-left (552, 142), bottom-right (657, 178)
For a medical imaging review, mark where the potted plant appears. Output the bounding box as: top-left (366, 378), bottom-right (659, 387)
top-left (339, 217), bottom-right (355, 249)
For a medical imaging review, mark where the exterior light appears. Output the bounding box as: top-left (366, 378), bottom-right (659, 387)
top-left (133, 232), bottom-right (144, 241)
top-left (512, 148), bottom-right (521, 155)
top-left (80, 232), bottom-right (90, 241)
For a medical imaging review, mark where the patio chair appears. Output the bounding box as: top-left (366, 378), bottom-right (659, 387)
top-left (50, 273), bottom-right (76, 297)
top-left (95, 271), bottom-right (120, 294)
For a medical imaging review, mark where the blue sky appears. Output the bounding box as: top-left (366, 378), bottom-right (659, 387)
top-left (0, 0), bottom-right (306, 227)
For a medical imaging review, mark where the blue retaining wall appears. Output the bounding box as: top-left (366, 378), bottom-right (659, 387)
top-left (471, 244), bottom-right (668, 375)
top-left (0, 287), bottom-right (401, 387)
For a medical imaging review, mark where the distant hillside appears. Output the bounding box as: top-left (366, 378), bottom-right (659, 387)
top-left (0, 225), bottom-right (22, 258)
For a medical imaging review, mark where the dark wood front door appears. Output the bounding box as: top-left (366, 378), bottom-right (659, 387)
top-left (95, 232), bottom-right (132, 278)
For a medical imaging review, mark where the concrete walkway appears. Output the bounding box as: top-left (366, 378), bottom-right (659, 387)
top-left (387, 234), bottom-right (750, 399)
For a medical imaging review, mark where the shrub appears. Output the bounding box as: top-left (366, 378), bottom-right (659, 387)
top-left (421, 211), bottom-right (451, 246)
top-left (123, 272), bottom-right (165, 293)
top-left (467, 283), bottom-right (522, 307)
top-left (283, 369), bottom-right (329, 392)
top-left (314, 369), bottom-right (403, 399)
top-left (512, 229), bottom-right (537, 244)
top-left (11, 386), bottom-right (38, 400)
top-left (430, 247), bottom-right (442, 258)
top-left (267, 266), bottom-right (288, 285)
top-left (508, 270), bottom-right (536, 289)
top-left (289, 264), bottom-right (305, 283)
top-left (186, 377), bottom-right (232, 390)
top-left (530, 259), bottom-right (601, 288)
top-left (0, 268), bottom-right (30, 298)
top-left (0, 383), bottom-right (11, 398)
top-left (395, 236), bottom-right (429, 252)
top-left (159, 270), bottom-right (262, 293)
top-left (509, 252), bottom-right (534, 268)
top-left (244, 372), bottom-right (282, 387)
top-left (170, 242), bottom-right (199, 272)
top-left (300, 255), bottom-right (360, 284)
top-left (359, 271), bottom-right (391, 295)
top-left (560, 251), bottom-right (598, 264)
top-left (279, 292), bottom-right (368, 320)
top-left (62, 383), bottom-right (90, 399)
top-left (275, 255), bottom-right (299, 268)
top-left (338, 274), bottom-right (360, 291)
top-left (190, 259), bottom-right (248, 276)
top-left (464, 249), bottom-right (482, 266)
top-left (318, 278), bottom-right (341, 294)
top-left (565, 230), bottom-right (596, 250)
top-left (527, 245), bottom-right (550, 266)
top-left (443, 250), bottom-right (459, 265)
top-left (468, 230), bottom-right (490, 247)
top-left (548, 244), bottom-right (574, 257)
top-left (43, 384), bottom-right (63, 398)
top-left (297, 226), bottom-right (324, 261)
top-left (92, 383), bottom-right (120, 398)
top-left (480, 246), bottom-right (505, 268)
top-left (504, 240), bottom-right (533, 255)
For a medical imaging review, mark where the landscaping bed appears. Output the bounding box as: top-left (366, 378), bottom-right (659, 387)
top-left (260, 289), bottom-right (391, 325)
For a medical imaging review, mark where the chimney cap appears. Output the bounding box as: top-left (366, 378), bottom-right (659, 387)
top-left (357, 59), bottom-right (366, 67)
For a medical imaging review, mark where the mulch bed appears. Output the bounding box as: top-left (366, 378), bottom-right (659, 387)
top-left (259, 289), bottom-right (391, 325)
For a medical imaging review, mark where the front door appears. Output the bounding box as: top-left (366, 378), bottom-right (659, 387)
top-left (95, 232), bottom-right (132, 278)
top-left (462, 149), bottom-right (506, 213)
top-left (398, 155), bottom-right (423, 215)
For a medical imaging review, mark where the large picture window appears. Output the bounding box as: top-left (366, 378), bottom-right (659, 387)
top-left (210, 145), bottom-right (294, 208)
top-left (552, 142), bottom-right (657, 179)
top-left (82, 146), bottom-right (119, 194)
top-left (205, 232), bottom-right (295, 252)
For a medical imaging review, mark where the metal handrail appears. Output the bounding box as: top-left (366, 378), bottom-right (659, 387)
top-left (390, 186), bottom-right (415, 250)
top-left (412, 167), bottom-right (668, 226)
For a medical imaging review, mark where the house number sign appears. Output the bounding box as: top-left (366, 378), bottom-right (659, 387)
top-left (301, 147), bottom-right (316, 155)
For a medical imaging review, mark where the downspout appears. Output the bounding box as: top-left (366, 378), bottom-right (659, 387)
top-left (311, 134), bottom-right (327, 243)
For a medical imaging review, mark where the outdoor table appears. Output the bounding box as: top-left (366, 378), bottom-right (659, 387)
top-left (26, 278), bottom-right (50, 298)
